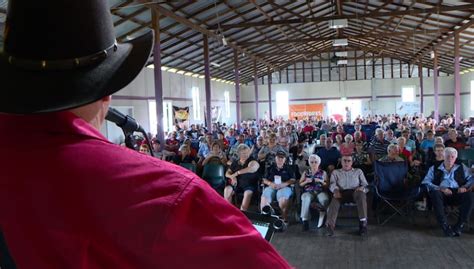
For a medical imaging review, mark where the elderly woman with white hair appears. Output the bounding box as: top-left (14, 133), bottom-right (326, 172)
top-left (299, 154), bottom-right (330, 231)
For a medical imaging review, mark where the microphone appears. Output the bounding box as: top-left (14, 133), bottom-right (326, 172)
top-left (106, 107), bottom-right (145, 133)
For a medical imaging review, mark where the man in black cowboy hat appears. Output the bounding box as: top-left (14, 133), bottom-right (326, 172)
top-left (0, 1), bottom-right (290, 268)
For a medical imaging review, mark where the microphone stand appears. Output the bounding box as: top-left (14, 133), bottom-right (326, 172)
top-left (106, 108), bottom-right (154, 157)
top-left (120, 128), bottom-right (154, 157)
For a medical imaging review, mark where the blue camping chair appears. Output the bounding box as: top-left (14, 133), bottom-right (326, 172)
top-left (373, 160), bottom-right (421, 225)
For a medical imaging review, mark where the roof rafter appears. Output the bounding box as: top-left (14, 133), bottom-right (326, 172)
top-left (210, 3), bottom-right (474, 29)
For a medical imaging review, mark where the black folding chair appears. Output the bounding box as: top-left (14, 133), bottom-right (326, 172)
top-left (202, 164), bottom-right (226, 194)
top-left (373, 160), bottom-right (421, 225)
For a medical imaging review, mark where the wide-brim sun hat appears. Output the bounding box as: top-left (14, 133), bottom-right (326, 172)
top-left (0, 0), bottom-right (153, 114)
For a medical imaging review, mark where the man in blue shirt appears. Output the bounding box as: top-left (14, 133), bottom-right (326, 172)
top-left (316, 137), bottom-right (341, 173)
top-left (422, 147), bottom-right (474, 237)
top-left (420, 129), bottom-right (435, 153)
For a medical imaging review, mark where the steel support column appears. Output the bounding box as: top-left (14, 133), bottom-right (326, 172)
top-left (268, 67), bottom-right (273, 120)
top-left (433, 50), bottom-right (439, 123)
top-left (152, 9), bottom-right (165, 144)
top-left (203, 34), bottom-right (212, 132)
top-left (234, 50), bottom-right (241, 129)
top-left (454, 33), bottom-right (461, 126)
top-left (419, 63), bottom-right (424, 115)
top-left (254, 60), bottom-right (259, 121)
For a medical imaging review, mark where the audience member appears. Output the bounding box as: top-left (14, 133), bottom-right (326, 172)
top-left (261, 151), bottom-right (296, 224)
top-left (224, 144), bottom-right (260, 211)
top-left (299, 155), bottom-right (329, 231)
top-left (316, 137), bottom-right (341, 173)
top-left (326, 155), bottom-right (369, 236)
top-left (422, 147), bottom-right (474, 237)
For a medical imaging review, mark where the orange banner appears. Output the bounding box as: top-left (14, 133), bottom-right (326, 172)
top-left (289, 104), bottom-right (324, 120)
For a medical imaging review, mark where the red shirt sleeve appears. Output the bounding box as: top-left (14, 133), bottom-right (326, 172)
top-left (153, 177), bottom-right (292, 269)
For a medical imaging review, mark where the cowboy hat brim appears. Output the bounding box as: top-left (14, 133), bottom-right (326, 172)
top-left (0, 30), bottom-right (154, 114)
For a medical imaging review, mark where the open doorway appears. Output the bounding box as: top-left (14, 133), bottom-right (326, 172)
top-left (327, 99), bottom-right (361, 123)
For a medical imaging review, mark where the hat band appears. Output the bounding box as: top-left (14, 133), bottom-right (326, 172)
top-left (5, 42), bottom-right (118, 71)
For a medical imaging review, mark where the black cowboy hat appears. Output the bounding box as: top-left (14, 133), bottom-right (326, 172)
top-left (0, 0), bottom-right (153, 114)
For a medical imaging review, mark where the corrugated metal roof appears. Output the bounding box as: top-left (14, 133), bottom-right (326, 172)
top-left (0, 0), bottom-right (473, 82)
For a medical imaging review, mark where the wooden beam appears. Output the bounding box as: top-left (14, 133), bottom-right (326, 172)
top-left (240, 28), bottom-right (450, 45)
top-left (336, 0), bottom-right (344, 37)
top-left (409, 18), bottom-right (474, 65)
top-left (150, 4), bottom-right (276, 70)
top-left (212, 4), bottom-right (474, 29)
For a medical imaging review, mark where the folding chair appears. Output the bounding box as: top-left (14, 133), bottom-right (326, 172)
top-left (179, 163), bottom-right (196, 173)
top-left (202, 164), bottom-right (226, 194)
top-left (373, 160), bottom-right (421, 225)
top-left (457, 149), bottom-right (474, 168)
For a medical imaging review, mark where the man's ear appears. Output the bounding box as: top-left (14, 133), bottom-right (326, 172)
top-left (102, 95), bottom-right (112, 103)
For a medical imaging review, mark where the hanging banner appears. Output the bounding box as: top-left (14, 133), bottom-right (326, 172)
top-left (173, 106), bottom-right (190, 130)
top-left (395, 102), bottom-right (420, 116)
top-left (173, 106), bottom-right (189, 121)
top-left (289, 103), bottom-right (324, 120)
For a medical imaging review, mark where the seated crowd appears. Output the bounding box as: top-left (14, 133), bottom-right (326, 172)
top-left (131, 113), bottom-right (474, 237)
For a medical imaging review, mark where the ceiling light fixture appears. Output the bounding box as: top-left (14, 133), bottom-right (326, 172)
top-left (335, 51), bottom-right (348, 57)
top-left (333, 38), bottom-right (348, 47)
top-left (337, 59), bottom-right (348, 65)
top-left (329, 19), bottom-right (348, 29)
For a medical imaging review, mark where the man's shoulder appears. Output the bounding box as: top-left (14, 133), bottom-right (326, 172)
top-left (80, 141), bottom-right (198, 186)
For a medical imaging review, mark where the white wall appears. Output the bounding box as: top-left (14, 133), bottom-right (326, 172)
top-left (240, 74), bottom-right (474, 121)
top-left (106, 67), bottom-right (237, 137)
top-left (105, 68), bottom-right (474, 138)
top-left (461, 72), bottom-right (474, 119)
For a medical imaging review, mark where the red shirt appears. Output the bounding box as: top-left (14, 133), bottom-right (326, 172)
top-left (0, 112), bottom-right (290, 269)
top-left (302, 125), bottom-right (314, 133)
